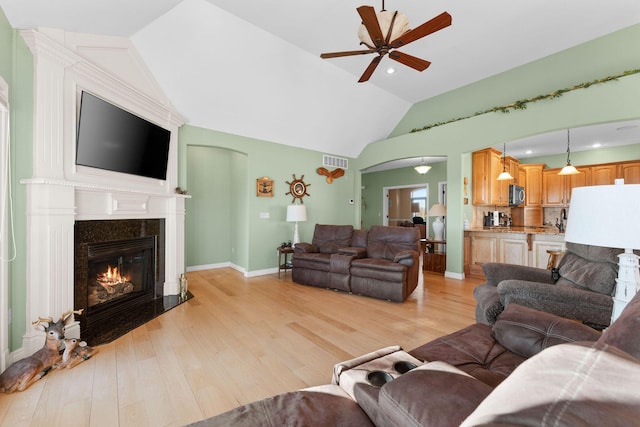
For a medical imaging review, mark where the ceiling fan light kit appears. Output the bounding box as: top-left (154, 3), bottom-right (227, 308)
top-left (320, 2), bottom-right (452, 82)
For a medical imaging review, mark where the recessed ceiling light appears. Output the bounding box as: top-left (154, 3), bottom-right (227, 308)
top-left (592, 143), bottom-right (602, 148)
top-left (525, 150), bottom-right (532, 154)
top-left (386, 67), bottom-right (396, 75)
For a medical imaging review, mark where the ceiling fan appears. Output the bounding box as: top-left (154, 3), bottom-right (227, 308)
top-left (320, 2), bottom-right (452, 83)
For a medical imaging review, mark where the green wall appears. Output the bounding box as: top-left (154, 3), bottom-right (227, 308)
top-left (179, 126), bottom-right (358, 273)
top-left (1, 7), bottom-right (34, 350)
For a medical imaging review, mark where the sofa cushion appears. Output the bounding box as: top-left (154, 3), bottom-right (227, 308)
top-left (492, 304), bottom-right (601, 358)
top-left (311, 224), bottom-right (354, 254)
top-left (598, 290), bottom-right (640, 359)
top-left (556, 242), bottom-right (621, 295)
top-left (376, 362), bottom-right (493, 427)
top-left (409, 323), bottom-right (525, 387)
top-left (366, 225), bottom-right (419, 261)
top-left (461, 342), bottom-right (640, 427)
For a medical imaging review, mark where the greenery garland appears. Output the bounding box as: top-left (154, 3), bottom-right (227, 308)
top-left (409, 68), bottom-right (640, 133)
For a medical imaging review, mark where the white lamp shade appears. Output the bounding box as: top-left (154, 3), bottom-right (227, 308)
top-left (427, 203), bottom-right (447, 217)
top-left (286, 205), bottom-right (307, 222)
top-left (565, 184), bottom-right (640, 249)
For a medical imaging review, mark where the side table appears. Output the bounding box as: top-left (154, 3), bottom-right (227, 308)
top-left (277, 246), bottom-right (294, 278)
top-left (423, 239), bottom-right (446, 274)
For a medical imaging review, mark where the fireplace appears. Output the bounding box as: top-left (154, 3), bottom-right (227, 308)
top-left (86, 237), bottom-right (156, 321)
top-left (75, 219), bottom-right (168, 344)
top-left (19, 28), bottom-right (187, 357)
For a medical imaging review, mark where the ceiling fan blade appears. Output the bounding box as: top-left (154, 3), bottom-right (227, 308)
top-left (389, 51), bottom-right (431, 71)
top-left (390, 11), bottom-right (452, 48)
top-left (358, 55), bottom-right (383, 83)
top-left (320, 49), bottom-right (375, 59)
top-left (357, 5), bottom-right (385, 47)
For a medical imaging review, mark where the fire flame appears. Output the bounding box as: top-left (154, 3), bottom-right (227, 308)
top-left (97, 265), bottom-right (129, 288)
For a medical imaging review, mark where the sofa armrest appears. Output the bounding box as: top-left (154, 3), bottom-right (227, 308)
top-left (339, 246), bottom-right (367, 258)
top-left (498, 280), bottom-right (614, 327)
top-left (293, 242), bottom-right (319, 253)
top-left (482, 263), bottom-right (555, 286)
top-left (492, 303), bottom-right (601, 358)
top-left (393, 250), bottom-right (418, 265)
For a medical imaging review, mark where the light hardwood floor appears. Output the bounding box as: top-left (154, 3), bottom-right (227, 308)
top-left (0, 268), bottom-right (482, 427)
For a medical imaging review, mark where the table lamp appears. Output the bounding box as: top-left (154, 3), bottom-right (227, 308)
top-left (427, 203), bottom-right (447, 241)
top-left (286, 205), bottom-right (307, 245)
top-left (564, 182), bottom-right (640, 323)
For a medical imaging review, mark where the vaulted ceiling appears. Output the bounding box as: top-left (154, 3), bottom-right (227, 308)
top-left (2, 0), bottom-right (639, 159)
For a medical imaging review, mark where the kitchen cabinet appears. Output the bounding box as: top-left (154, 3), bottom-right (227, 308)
top-left (590, 164), bottom-right (617, 185)
top-left (519, 164), bottom-right (545, 206)
top-left (619, 161), bottom-right (640, 184)
top-left (472, 148), bottom-right (519, 206)
top-left (499, 238), bottom-right (528, 265)
top-left (542, 167), bottom-right (589, 207)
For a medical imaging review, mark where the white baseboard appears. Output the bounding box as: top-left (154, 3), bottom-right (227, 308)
top-left (444, 271), bottom-right (465, 280)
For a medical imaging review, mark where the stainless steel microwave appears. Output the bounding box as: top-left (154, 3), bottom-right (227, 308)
top-left (509, 185), bottom-right (525, 206)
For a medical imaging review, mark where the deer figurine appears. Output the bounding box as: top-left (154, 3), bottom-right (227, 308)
top-left (56, 337), bottom-right (99, 370)
top-left (0, 309), bottom-right (83, 393)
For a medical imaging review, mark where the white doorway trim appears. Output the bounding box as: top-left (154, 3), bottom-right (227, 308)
top-left (382, 184), bottom-right (429, 226)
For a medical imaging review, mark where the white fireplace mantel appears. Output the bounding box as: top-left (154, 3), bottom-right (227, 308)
top-left (19, 28), bottom-right (186, 356)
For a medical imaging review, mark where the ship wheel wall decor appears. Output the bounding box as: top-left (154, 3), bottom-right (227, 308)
top-left (286, 174), bottom-right (311, 203)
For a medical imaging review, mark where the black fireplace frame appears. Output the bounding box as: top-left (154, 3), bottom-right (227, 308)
top-left (74, 219), bottom-right (166, 343)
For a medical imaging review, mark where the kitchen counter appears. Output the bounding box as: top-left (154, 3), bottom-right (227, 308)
top-left (464, 227), bottom-right (566, 277)
top-left (466, 226), bottom-right (563, 235)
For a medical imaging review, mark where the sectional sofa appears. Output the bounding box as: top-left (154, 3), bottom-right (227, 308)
top-left (189, 290), bottom-right (640, 426)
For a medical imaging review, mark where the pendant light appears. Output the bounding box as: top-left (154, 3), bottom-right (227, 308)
top-left (558, 129), bottom-right (579, 175)
top-left (496, 143), bottom-right (514, 181)
top-left (414, 158), bottom-right (431, 174)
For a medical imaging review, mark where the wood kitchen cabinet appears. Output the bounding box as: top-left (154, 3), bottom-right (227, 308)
top-left (619, 161), bottom-right (640, 184)
top-left (590, 164), bottom-right (617, 185)
top-left (542, 167), bottom-right (589, 207)
top-left (472, 148), bottom-right (519, 206)
top-left (519, 164), bottom-right (545, 206)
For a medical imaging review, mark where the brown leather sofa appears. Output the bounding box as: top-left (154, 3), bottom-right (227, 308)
top-left (291, 224), bottom-right (420, 302)
top-left (189, 291), bottom-right (640, 426)
top-left (474, 242), bottom-right (622, 329)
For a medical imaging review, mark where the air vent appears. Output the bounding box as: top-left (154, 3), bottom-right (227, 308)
top-left (323, 155), bottom-right (348, 169)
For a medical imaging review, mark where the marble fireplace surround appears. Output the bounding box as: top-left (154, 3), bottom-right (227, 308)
top-left (18, 29), bottom-right (186, 356)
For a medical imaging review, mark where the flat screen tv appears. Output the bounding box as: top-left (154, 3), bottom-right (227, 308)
top-left (76, 91), bottom-right (171, 180)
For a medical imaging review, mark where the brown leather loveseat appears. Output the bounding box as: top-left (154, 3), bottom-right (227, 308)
top-left (291, 224), bottom-right (420, 302)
